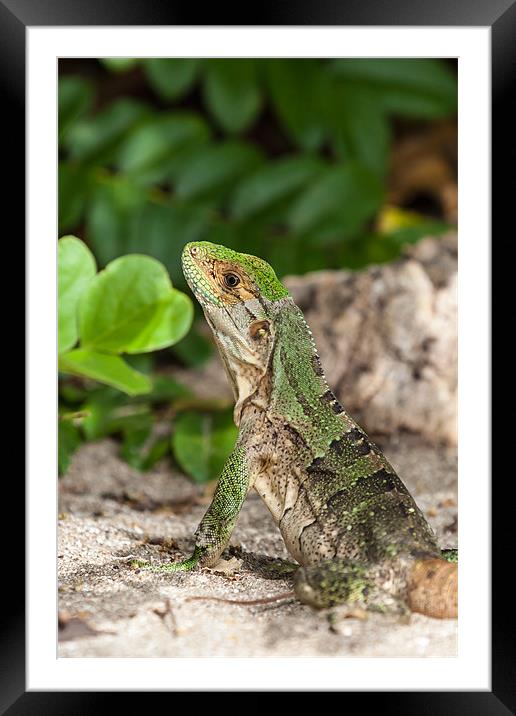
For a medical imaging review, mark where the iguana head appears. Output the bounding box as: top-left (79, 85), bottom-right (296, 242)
top-left (181, 241), bottom-right (290, 420)
top-left (182, 241), bottom-right (289, 307)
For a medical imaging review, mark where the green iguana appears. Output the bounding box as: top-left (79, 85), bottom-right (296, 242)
top-left (142, 241), bottom-right (458, 619)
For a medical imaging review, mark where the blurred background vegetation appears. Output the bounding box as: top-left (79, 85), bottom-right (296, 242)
top-left (58, 57), bottom-right (457, 480)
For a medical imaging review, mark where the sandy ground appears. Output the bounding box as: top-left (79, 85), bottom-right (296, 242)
top-left (58, 433), bottom-right (458, 658)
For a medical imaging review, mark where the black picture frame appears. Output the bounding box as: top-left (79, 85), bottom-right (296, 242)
top-left (7, 0), bottom-right (506, 710)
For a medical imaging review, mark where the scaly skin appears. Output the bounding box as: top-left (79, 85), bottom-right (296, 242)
top-left (149, 242), bottom-right (458, 618)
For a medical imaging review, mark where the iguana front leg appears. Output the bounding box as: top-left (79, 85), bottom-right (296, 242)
top-left (136, 446), bottom-right (250, 572)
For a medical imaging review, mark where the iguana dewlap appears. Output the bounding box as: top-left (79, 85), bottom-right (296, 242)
top-left (166, 241), bottom-right (457, 618)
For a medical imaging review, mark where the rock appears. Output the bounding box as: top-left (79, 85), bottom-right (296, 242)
top-left (284, 234), bottom-right (457, 445)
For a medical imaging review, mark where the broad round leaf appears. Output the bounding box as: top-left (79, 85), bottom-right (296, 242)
top-left (172, 410), bottom-right (238, 483)
top-left (58, 236), bottom-right (97, 354)
top-left (79, 254), bottom-right (191, 353)
top-left (59, 349), bottom-right (152, 396)
top-left (123, 290), bottom-right (193, 354)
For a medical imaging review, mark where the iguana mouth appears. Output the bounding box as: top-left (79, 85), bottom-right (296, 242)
top-left (181, 243), bottom-right (223, 307)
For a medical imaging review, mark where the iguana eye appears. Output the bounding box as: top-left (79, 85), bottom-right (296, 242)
top-left (223, 273), bottom-right (240, 288)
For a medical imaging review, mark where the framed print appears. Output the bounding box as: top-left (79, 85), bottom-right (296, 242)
top-left (6, 0), bottom-right (508, 709)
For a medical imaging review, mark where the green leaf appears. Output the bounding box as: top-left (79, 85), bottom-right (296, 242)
top-left (123, 431), bottom-right (171, 472)
top-left (122, 290), bottom-right (193, 354)
top-left (287, 163), bottom-right (384, 236)
top-left (386, 220), bottom-right (452, 245)
top-left (59, 349), bottom-right (152, 395)
top-left (230, 155), bottom-right (325, 220)
top-left (140, 437), bottom-right (171, 471)
top-left (145, 58), bottom-right (201, 100)
top-left (124, 200), bottom-right (212, 287)
top-left (203, 59), bottom-right (262, 134)
top-left (58, 163), bottom-right (92, 233)
top-left (266, 60), bottom-right (327, 151)
top-left (86, 177), bottom-right (146, 266)
top-left (58, 76), bottom-right (94, 140)
top-left (175, 141), bottom-right (264, 201)
top-left (201, 220), bottom-right (249, 253)
top-left (354, 233), bottom-right (405, 266)
top-left (166, 143), bottom-right (211, 185)
top-left (265, 234), bottom-right (330, 277)
top-left (79, 387), bottom-right (130, 440)
top-left (120, 417), bottom-right (153, 469)
top-left (116, 113), bottom-right (210, 184)
top-left (59, 380), bottom-right (89, 405)
top-left (172, 410), bottom-right (238, 483)
top-left (144, 375), bottom-right (192, 402)
top-left (58, 236), bottom-right (97, 354)
top-left (100, 58), bottom-right (140, 73)
top-left (328, 84), bottom-right (390, 178)
top-left (58, 420), bottom-right (82, 475)
top-left (86, 181), bottom-right (211, 282)
top-left (380, 91), bottom-right (455, 118)
top-left (79, 254), bottom-right (192, 353)
top-left (331, 58), bottom-right (457, 97)
top-left (65, 99), bottom-right (152, 165)
top-left (330, 59), bottom-right (457, 118)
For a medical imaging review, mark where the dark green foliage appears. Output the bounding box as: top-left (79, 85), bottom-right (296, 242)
top-left (59, 58), bottom-right (457, 283)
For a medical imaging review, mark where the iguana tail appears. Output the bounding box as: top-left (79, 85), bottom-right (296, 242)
top-left (407, 558), bottom-right (458, 619)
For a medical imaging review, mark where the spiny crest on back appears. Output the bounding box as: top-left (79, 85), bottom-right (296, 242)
top-left (182, 241), bottom-right (289, 305)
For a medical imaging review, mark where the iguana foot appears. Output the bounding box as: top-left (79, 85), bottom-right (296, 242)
top-left (294, 559), bottom-right (408, 616)
top-left (294, 559), bottom-right (372, 609)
